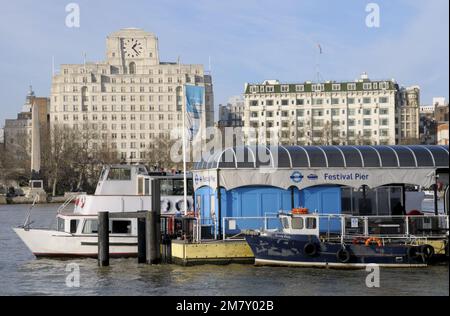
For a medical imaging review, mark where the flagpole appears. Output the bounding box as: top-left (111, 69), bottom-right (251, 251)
top-left (181, 66), bottom-right (188, 216)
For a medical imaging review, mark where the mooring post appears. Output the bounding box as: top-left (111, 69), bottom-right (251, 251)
top-left (98, 211), bottom-right (109, 267)
top-left (137, 216), bottom-right (146, 264)
top-left (144, 179), bottom-right (161, 264)
top-left (151, 179), bottom-right (161, 262)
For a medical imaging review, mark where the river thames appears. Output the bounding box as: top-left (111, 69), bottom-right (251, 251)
top-left (0, 203), bottom-right (448, 296)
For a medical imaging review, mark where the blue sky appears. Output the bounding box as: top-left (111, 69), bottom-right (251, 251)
top-left (0, 0), bottom-right (448, 126)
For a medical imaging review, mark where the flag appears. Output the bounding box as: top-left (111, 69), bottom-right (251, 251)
top-left (185, 85), bottom-right (205, 140)
top-left (317, 44), bottom-right (323, 54)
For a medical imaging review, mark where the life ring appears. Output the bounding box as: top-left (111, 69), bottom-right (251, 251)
top-left (336, 248), bottom-right (351, 263)
top-left (292, 208), bottom-right (309, 215)
top-left (176, 199), bottom-right (191, 212)
top-left (303, 243), bottom-right (319, 257)
top-left (365, 237), bottom-right (383, 247)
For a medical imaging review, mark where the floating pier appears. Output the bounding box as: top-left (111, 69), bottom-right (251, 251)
top-left (171, 240), bottom-right (254, 266)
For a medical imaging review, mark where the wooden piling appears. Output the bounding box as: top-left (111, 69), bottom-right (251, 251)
top-left (137, 217), bottom-right (146, 264)
top-left (146, 211), bottom-right (159, 264)
top-left (151, 179), bottom-right (161, 262)
top-left (98, 211), bottom-right (109, 267)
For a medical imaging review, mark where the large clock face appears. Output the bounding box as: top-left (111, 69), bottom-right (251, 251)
top-left (123, 38), bottom-right (143, 58)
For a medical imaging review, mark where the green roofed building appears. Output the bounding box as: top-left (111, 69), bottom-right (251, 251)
top-left (243, 73), bottom-right (419, 146)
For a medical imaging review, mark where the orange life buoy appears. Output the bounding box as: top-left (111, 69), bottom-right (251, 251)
top-left (365, 237), bottom-right (383, 247)
top-left (292, 208), bottom-right (309, 215)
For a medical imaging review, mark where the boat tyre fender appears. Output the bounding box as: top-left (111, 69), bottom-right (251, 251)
top-left (407, 246), bottom-right (420, 261)
top-left (303, 243), bottom-right (319, 257)
top-left (336, 248), bottom-right (351, 263)
top-left (420, 245), bottom-right (435, 263)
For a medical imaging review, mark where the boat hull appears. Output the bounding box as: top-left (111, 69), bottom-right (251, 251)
top-left (13, 228), bottom-right (138, 258)
top-left (245, 233), bottom-right (429, 268)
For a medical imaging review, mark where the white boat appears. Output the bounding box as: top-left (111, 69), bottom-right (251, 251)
top-left (13, 165), bottom-right (193, 257)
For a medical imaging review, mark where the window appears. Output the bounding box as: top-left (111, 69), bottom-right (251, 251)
top-left (281, 85), bottom-right (289, 92)
top-left (332, 84), bottom-right (341, 91)
top-left (266, 86), bottom-right (274, 93)
top-left (363, 109), bottom-right (371, 116)
top-left (266, 100), bottom-right (274, 106)
top-left (82, 220), bottom-right (99, 234)
top-left (296, 99), bottom-right (304, 105)
top-left (379, 97), bottom-right (389, 103)
top-left (107, 168), bottom-right (131, 180)
top-left (347, 83), bottom-right (356, 91)
top-left (295, 85), bottom-right (304, 92)
top-left (348, 98), bottom-right (355, 105)
top-left (112, 220), bottom-right (132, 234)
top-left (331, 98), bottom-right (339, 105)
top-left (306, 218), bottom-right (317, 229)
top-left (251, 100), bottom-right (258, 106)
top-left (363, 83), bottom-right (372, 90)
top-left (363, 119), bottom-right (371, 126)
top-left (70, 220), bottom-right (79, 234)
top-left (57, 218), bottom-right (65, 232)
top-left (312, 84), bottom-right (324, 92)
top-left (291, 217), bottom-right (304, 229)
top-left (281, 99), bottom-right (289, 106)
top-left (363, 98), bottom-right (371, 104)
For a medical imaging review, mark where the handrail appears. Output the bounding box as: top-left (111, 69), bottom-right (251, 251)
top-left (23, 195), bottom-right (39, 229)
top-left (49, 194), bottom-right (78, 229)
top-left (221, 214), bottom-right (449, 241)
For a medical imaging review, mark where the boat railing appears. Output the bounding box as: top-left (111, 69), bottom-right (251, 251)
top-left (221, 213), bottom-right (449, 242)
top-left (222, 216), bottom-right (279, 241)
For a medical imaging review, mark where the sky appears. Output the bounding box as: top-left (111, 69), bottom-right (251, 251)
top-left (0, 0), bottom-right (448, 126)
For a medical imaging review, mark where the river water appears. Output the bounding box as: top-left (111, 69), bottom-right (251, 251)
top-left (0, 203), bottom-right (448, 296)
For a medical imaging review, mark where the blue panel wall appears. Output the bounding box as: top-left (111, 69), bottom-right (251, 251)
top-left (299, 186), bottom-right (342, 233)
top-left (195, 185), bottom-right (342, 234)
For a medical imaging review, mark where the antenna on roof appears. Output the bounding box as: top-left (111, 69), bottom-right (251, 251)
top-left (315, 43), bottom-right (323, 83)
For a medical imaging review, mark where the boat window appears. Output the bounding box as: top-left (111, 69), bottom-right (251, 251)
top-left (70, 220), bottom-right (79, 234)
top-left (112, 220), bottom-right (132, 234)
top-left (145, 178), bottom-right (150, 195)
top-left (160, 179), bottom-right (173, 195)
top-left (281, 217), bottom-right (290, 229)
top-left (161, 179), bottom-right (194, 196)
top-left (57, 217), bottom-right (65, 232)
top-left (107, 168), bottom-right (131, 181)
top-left (306, 218), bottom-right (317, 229)
top-left (138, 177), bottom-right (144, 195)
top-left (82, 219), bottom-right (99, 234)
top-left (291, 217), bottom-right (304, 230)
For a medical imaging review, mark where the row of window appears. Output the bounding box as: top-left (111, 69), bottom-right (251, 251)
top-left (62, 67), bottom-right (201, 76)
top-left (250, 108), bottom-right (391, 118)
top-left (60, 104), bottom-right (181, 113)
top-left (60, 94), bottom-right (181, 103)
top-left (249, 82), bottom-right (391, 93)
top-left (249, 118), bottom-right (389, 128)
top-left (249, 97), bottom-right (390, 107)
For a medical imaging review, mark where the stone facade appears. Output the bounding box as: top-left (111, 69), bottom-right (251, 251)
top-left (50, 28), bottom-right (214, 162)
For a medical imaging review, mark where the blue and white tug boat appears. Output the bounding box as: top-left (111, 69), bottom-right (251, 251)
top-left (245, 211), bottom-right (446, 268)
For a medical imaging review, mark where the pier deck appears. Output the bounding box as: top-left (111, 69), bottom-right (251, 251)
top-left (171, 240), bottom-right (254, 266)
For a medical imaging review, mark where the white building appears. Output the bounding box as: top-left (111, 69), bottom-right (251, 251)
top-left (243, 73), bottom-right (419, 146)
top-left (50, 28), bottom-right (214, 162)
top-left (218, 95), bottom-right (245, 128)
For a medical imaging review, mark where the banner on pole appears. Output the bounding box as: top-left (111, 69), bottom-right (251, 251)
top-left (185, 85), bottom-right (205, 140)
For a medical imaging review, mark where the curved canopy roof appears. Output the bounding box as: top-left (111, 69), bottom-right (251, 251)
top-left (194, 145), bottom-right (449, 170)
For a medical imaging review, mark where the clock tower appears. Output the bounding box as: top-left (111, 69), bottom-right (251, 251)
top-left (106, 28), bottom-right (160, 73)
